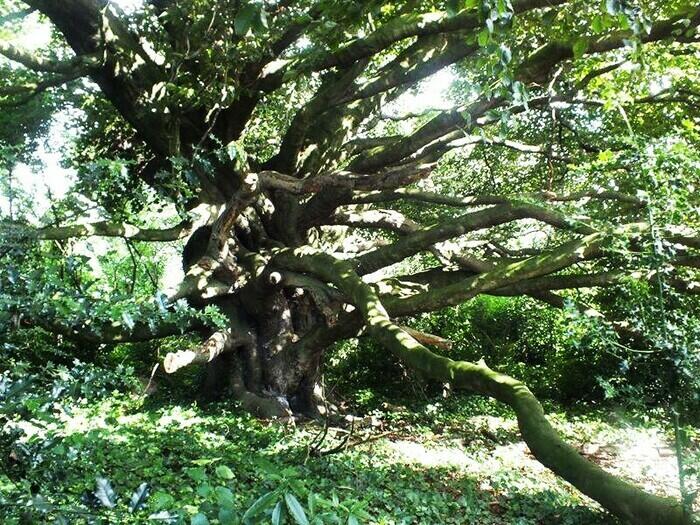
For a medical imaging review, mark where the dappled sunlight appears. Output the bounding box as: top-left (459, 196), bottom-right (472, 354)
top-left (386, 439), bottom-right (480, 468)
top-left (584, 426), bottom-right (681, 497)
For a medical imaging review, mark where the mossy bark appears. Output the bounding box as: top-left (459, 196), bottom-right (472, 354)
top-left (274, 248), bottom-right (694, 525)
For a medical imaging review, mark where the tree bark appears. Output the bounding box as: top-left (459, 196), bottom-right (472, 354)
top-left (273, 248), bottom-right (694, 525)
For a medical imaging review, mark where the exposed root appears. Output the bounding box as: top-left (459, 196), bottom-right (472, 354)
top-left (229, 360), bottom-right (292, 419)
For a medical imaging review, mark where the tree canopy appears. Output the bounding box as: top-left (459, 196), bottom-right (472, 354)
top-left (1, 0), bottom-right (700, 523)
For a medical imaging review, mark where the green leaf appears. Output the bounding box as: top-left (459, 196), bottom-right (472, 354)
top-left (242, 490), bottom-right (279, 520)
top-left (32, 495), bottom-right (52, 512)
top-left (128, 483), bottom-right (150, 512)
top-left (446, 0), bottom-right (461, 16)
top-left (255, 7), bottom-right (268, 31)
top-left (215, 486), bottom-right (234, 508)
top-left (191, 457), bottom-right (221, 466)
top-left (499, 44), bottom-right (512, 65)
top-left (496, 0), bottom-right (510, 16)
top-left (151, 491), bottom-right (175, 511)
top-left (215, 465), bottom-right (235, 480)
top-left (218, 507), bottom-right (236, 525)
top-left (348, 515), bottom-right (359, 525)
top-left (235, 4), bottom-right (258, 35)
top-left (197, 483), bottom-right (213, 497)
top-left (598, 149), bottom-right (614, 162)
top-left (95, 477), bottom-right (117, 509)
top-left (285, 493), bottom-right (309, 525)
top-left (185, 468), bottom-right (207, 483)
top-left (190, 513), bottom-right (209, 525)
top-left (592, 15), bottom-right (604, 33)
top-left (477, 28), bottom-right (490, 47)
top-left (573, 38), bottom-right (589, 59)
top-left (307, 493), bottom-right (316, 516)
top-left (121, 311), bottom-right (135, 330)
top-left (225, 140), bottom-right (248, 170)
top-left (272, 501), bottom-right (283, 525)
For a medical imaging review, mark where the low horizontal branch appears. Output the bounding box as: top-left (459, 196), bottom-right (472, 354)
top-left (3, 219), bottom-right (193, 242)
top-left (351, 188), bottom-right (644, 208)
top-left (164, 330), bottom-right (238, 374)
top-left (26, 316), bottom-right (199, 345)
top-left (0, 40), bottom-right (99, 73)
top-left (353, 203), bottom-right (596, 275)
top-left (0, 69), bottom-right (87, 107)
top-left (385, 232), bottom-right (607, 316)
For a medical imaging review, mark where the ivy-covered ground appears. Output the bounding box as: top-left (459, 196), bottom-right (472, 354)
top-left (2, 359), bottom-right (695, 525)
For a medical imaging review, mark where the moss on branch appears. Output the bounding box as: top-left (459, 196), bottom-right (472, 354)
top-left (273, 247), bottom-right (693, 525)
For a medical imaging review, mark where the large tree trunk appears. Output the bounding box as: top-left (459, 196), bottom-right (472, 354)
top-left (164, 227), bottom-right (333, 418)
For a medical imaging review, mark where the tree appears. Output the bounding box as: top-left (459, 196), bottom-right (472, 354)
top-left (1, 0), bottom-right (699, 523)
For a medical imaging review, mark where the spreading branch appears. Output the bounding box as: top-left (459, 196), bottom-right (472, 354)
top-left (3, 219), bottom-right (194, 242)
top-left (272, 248), bottom-right (691, 525)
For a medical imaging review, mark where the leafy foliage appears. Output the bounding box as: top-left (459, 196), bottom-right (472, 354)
top-left (4, 354), bottom-right (681, 524)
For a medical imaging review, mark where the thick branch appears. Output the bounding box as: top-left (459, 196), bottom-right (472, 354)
top-left (294, 0), bottom-right (566, 73)
top-left (163, 330), bottom-right (249, 374)
top-left (29, 316), bottom-right (198, 345)
top-left (259, 163), bottom-right (434, 195)
top-left (0, 69), bottom-right (87, 107)
top-left (354, 203), bottom-right (595, 275)
top-left (3, 219), bottom-right (194, 241)
top-left (0, 41), bottom-right (98, 73)
top-left (351, 9), bottom-right (700, 172)
top-left (385, 232), bottom-right (607, 316)
top-left (272, 248), bottom-right (690, 525)
top-left (351, 187), bottom-right (645, 208)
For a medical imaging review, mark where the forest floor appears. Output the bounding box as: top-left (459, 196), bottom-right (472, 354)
top-left (2, 368), bottom-right (695, 525)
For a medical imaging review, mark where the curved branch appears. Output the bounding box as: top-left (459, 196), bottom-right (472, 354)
top-left (293, 0), bottom-right (567, 74)
top-left (353, 203), bottom-right (595, 275)
top-left (351, 8), bottom-right (700, 172)
top-left (272, 248), bottom-right (691, 525)
top-left (335, 36), bottom-right (477, 107)
top-left (25, 0), bottom-right (174, 156)
top-left (519, 7), bottom-right (700, 84)
top-left (0, 69), bottom-right (87, 107)
top-left (385, 232), bottom-right (607, 316)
